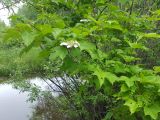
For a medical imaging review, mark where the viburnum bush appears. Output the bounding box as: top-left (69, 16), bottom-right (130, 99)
top-left (3, 0), bottom-right (160, 119)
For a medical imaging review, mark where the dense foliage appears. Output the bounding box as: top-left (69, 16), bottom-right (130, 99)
top-left (1, 0), bottom-right (160, 119)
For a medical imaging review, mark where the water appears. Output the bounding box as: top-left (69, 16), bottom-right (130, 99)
top-left (0, 84), bottom-right (33, 120)
top-left (0, 78), bottom-right (51, 120)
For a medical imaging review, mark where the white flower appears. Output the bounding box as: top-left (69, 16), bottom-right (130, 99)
top-left (73, 41), bottom-right (80, 48)
top-left (60, 40), bottom-right (80, 48)
top-left (67, 44), bottom-right (72, 48)
top-left (60, 42), bottom-right (68, 46)
top-left (73, 44), bottom-right (79, 48)
top-left (80, 19), bottom-right (90, 22)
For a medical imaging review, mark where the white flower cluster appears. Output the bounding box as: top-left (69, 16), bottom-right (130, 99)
top-left (80, 19), bottom-right (91, 22)
top-left (60, 40), bottom-right (80, 48)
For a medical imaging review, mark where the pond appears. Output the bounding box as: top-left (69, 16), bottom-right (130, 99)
top-left (0, 78), bottom-right (51, 120)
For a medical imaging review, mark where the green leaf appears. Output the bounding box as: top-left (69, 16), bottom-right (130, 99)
top-left (87, 64), bottom-right (106, 86)
top-left (141, 76), bottom-right (160, 85)
top-left (79, 40), bottom-right (97, 59)
top-left (88, 65), bottom-right (118, 86)
top-left (21, 32), bottom-right (37, 46)
top-left (105, 72), bottom-right (118, 84)
top-left (120, 84), bottom-right (128, 92)
top-left (153, 66), bottom-right (160, 73)
top-left (37, 24), bottom-right (52, 35)
top-left (143, 33), bottom-right (160, 38)
top-left (92, 68), bottom-right (107, 87)
top-left (104, 20), bottom-right (123, 31)
top-left (120, 76), bottom-right (135, 87)
top-left (153, 9), bottom-right (160, 15)
top-left (127, 42), bottom-right (148, 50)
top-left (121, 55), bottom-right (139, 62)
top-left (20, 34), bottom-right (43, 55)
top-left (124, 98), bottom-right (139, 114)
top-left (70, 48), bottom-right (81, 58)
top-left (52, 28), bottom-right (62, 39)
top-left (103, 111), bottom-right (113, 120)
top-left (79, 41), bottom-right (96, 51)
top-left (129, 65), bottom-right (142, 74)
top-left (54, 18), bottom-right (65, 28)
top-left (3, 28), bottom-right (21, 41)
top-left (144, 104), bottom-right (160, 119)
top-left (87, 16), bottom-right (100, 24)
top-left (49, 46), bottom-right (68, 60)
top-left (61, 56), bottom-right (83, 75)
top-left (39, 49), bottom-right (50, 59)
top-left (96, 0), bottom-right (105, 6)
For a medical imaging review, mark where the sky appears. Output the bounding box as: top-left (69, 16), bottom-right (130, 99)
top-left (0, 3), bottom-right (22, 25)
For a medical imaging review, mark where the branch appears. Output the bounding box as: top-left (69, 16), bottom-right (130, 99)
top-left (97, 5), bottom-right (108, 20)
top-left (0, 1), bottom-right (20, 11)
top-left (42, 78), bottom-right (61, 93)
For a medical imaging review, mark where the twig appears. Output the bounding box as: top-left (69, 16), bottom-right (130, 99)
top-left (0, 1), bottom-right (20, 10)
top-left (129, 0), bottom-right (134, 15)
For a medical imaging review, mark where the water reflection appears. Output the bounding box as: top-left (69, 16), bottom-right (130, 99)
top-left (0, 78), bottom-right (60, 120)
top-left (0, 78), bottom-right (51, 120)
top-left (0, 84), bottom-right (35, 120)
